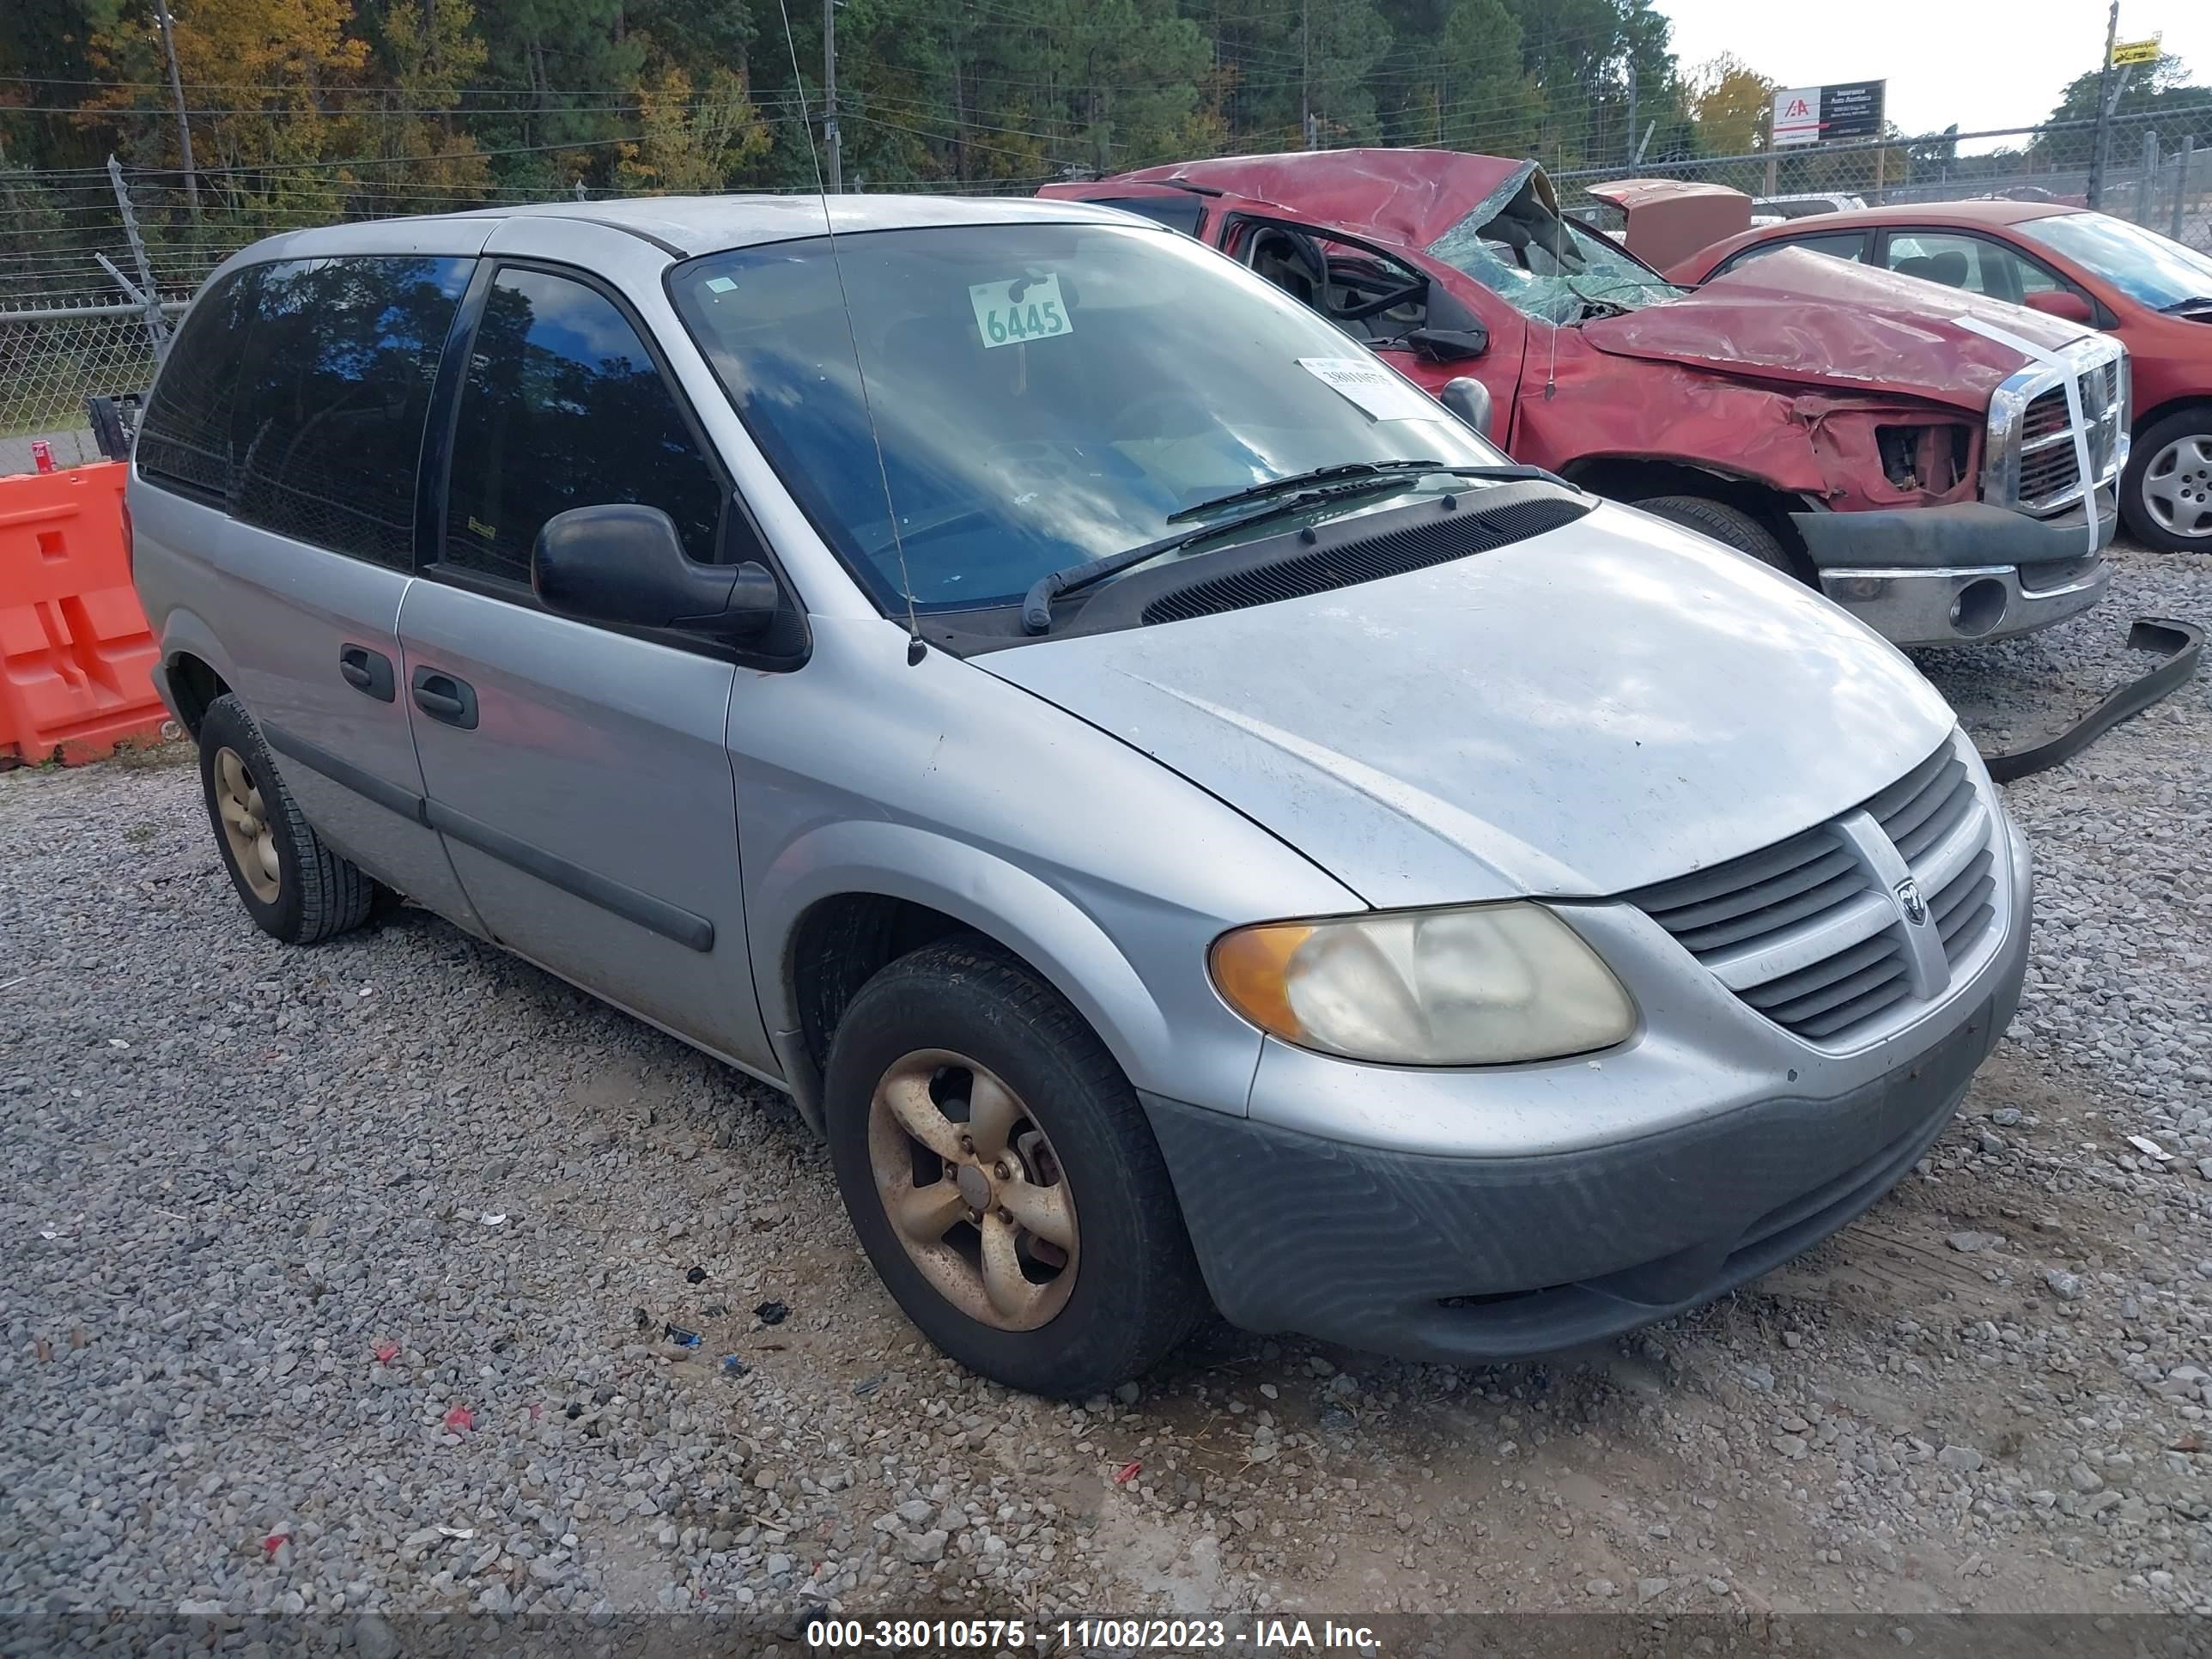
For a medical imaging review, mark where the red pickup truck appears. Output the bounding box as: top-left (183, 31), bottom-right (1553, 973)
top-left (1042, 150), bottom-right (2129, 648)
top-left (1672, 199), bottom-right (2212, 553)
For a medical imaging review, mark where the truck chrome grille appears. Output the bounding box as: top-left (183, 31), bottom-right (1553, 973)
top-left (1984, 338), bottom-right (2129, 518)
top-left (1628, 737), bottom-right (2004, 1044)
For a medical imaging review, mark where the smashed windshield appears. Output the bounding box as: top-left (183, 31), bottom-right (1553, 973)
top-left (2017, 211), bottom-right (2212, 312)
top-left (671, 222), bottom-right (1505, 616)
top-left (1428, 173), bottom-right (1681, 324)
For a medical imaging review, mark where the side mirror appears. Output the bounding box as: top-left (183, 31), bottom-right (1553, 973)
top-left (2024, 290), bottom-right (2095, 325)
top-left (1438, 376), bottom-right (1494, 440)
top-left (1402, 325), bottom-right (1490, 363)
top-left (532, 504), bottom-right (780, 639)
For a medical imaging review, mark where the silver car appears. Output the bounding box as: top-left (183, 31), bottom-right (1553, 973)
top-left (128, 196), bottom-right (2031, 1396)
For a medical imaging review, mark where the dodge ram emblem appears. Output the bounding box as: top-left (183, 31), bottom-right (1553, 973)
top-left (1895, 877), bottom-right (1929, 927)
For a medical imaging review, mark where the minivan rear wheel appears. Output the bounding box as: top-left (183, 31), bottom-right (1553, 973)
top-left (823, 939), bottom-right (1206, 1396)
top-left (197, 695), bottom-right (378, 945)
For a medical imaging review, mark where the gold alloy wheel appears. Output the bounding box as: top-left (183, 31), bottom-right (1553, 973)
top-left (867, 1049), bottom-right (1079, 1331)
top-left (212, 745), bottom-right (281, 903)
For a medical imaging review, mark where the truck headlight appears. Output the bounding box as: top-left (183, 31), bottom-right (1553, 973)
top-left (1209, 902), bottom-right (1635, 1066)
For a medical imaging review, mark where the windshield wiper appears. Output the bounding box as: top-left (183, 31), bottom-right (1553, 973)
top-left (1165, 459), bottom-right (1551, 524)
top-left (1022, 461), bottom-right (1571, 634)
top-left (2158, 295), bottom-right (2212, 313)
top-left (1022, 481), bottom-right (1407, 634)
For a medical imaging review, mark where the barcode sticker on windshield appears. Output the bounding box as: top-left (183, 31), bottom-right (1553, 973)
top-left (969, 276), bottom-right (1073, 349)
top-left (1297, 356), bottom-right (1445, 424)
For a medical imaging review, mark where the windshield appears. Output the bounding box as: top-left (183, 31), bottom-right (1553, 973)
top-left (2017, 211), bottom-right (2212, 311)
top-left (669, 222), bottom-right (1504, 616)
top-left (1427, 180), bottom-right (1680, 324)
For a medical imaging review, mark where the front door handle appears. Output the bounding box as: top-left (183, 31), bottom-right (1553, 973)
top-left (410, 666), bottom-right (479, 730)
top-left (338, 643), bottom-right (395, 702)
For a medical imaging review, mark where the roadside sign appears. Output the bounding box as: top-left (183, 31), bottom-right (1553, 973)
top-left (2111, 36), bottom-right (2161, 65)
top-left (1772, 88), bottom-right (1822, 147)
top-left (1771, 80), bottom-right (1887, 147)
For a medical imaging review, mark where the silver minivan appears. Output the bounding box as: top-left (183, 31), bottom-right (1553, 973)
top-left (129, 195), bottom-right (2031, 1396)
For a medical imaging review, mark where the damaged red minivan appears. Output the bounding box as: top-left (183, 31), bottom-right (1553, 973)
top-left (1042, 150), bottom-right (2129, 649)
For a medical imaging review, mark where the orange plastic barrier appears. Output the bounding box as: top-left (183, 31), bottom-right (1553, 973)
top-left (0, 462), bottom-right (167, 767)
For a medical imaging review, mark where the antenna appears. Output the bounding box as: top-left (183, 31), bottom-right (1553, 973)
top-left (1544, 179), bottom-right (1562, 402)
top-left (773, 0), bottom-right (927, 665)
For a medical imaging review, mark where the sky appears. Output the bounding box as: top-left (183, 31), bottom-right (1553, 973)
top-left (1657, 0), bottom-right (2212, 147)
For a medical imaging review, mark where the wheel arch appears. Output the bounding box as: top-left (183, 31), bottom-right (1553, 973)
top-left (1565, 455), bottom-right (1818, 577)
top-left (152, 606), bottom-right (243, 736)
top-left (1561, 454), bottom-right (1814, 542)
top-left (757, 825), bottom-right (1179, 1135)
top-left (2132, 393), bottom-right (2212, 441)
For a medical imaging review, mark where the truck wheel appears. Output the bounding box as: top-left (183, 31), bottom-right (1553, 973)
top-left (1638, 495), bottom-right (1802, 580)
top-left (2121, 408), bottom-right (2212, 552)
top-left (198, 694), bottom-right (377, 945)
top-left (823, 938), bottom-right (1206, 1397)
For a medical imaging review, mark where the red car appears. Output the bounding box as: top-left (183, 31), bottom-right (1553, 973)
top-left (1674, 201), bottom-right (2212, 552)
top-left (1042, 151), bottom-right (2129, 648)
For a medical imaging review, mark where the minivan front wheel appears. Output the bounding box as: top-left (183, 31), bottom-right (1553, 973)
top-left (823, 939), bottom-right (1205, 1396)
top-left (197, 695), bottom-right (378, 945)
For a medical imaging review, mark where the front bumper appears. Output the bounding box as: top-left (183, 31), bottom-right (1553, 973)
top-left (1143, 860), bottom-right (2030, 1365)
top-left (1792, 493), bottom-right (2116, 647)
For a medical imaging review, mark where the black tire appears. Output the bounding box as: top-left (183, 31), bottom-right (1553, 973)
top-left (1637, 494), bottom-right (1802, 580)
top-left (823, 938), bottom-right (1206, 1397)
top-left (2119, 405), bottom-right (2212, 553)
top-left (198, 694), bottom-right (376, 945)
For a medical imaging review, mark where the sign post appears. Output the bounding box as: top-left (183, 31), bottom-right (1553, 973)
top-left (2089, 1), bottom-right (2120, 207)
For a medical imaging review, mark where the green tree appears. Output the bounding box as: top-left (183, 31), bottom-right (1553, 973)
top-left (1686, 52), bottom-right (1772, 155)
top-left (616, 64), bottom-right (771, 191)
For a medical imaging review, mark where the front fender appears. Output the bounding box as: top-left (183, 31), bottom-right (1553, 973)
top-left (750, 818), bottom-right (1260, 1113)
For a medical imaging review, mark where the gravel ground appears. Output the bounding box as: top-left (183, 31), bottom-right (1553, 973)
top-left (3, 543), bottom-right (2209, 1633)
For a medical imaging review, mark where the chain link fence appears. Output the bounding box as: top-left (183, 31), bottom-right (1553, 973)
top-left (1, 156), bottom-right (1053, 474)
top-left (1553, 106), bottom-right (2212, 249)
top-left (5, 98), bottom-right (2210, 476)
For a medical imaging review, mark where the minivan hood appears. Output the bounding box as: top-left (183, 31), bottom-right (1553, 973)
top-left (979, 501), bottom-right (1958, 908)
top-left (1588, 247), bottom-right (2090, 411)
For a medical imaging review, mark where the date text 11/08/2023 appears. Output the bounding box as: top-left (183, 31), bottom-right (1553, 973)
top-left (805, 1618), bottom-right (1383, 1651)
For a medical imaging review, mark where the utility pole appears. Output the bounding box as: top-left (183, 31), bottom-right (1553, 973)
top-left (2087, 0), bottom-right (2118, 208)
top-left (1301, 0), bottom-right (1310, 148)
top-left (823, 0), bottom-right (842, 192)
top-left (151, 0), bottom-right (199, 223)
top-left (1624, 65), bottom-right (1637, 167)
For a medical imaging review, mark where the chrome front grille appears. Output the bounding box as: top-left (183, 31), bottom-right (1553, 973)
top-left (1629, 737), bottom-right (2004, 1044)
top-left (1984, 337), bottom-right (2129, 517)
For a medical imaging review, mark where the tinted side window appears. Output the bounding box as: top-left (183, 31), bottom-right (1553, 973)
top-left (224, 256), bottom-right (471, 568)
top-left (440, 268), bottom-right (723, 585)
top-left (137, 266), bottom-right (259, 506)
top-left (1095, 196), bottom-right (1204, 236)
top-left (1719, 231), bottom-right (1867, 276)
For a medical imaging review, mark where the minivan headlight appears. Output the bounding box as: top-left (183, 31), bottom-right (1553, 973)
top-left (1209, 902), bottom-right (1635, 1066)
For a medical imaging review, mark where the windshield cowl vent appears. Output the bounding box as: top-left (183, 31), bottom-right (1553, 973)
top-left (1138, 495), bottom-right (1590, 627)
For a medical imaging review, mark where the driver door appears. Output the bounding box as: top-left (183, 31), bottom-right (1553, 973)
top-left (1218, 215), bottom-right (1523, 446)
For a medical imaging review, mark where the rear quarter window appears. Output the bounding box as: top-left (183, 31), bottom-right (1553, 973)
top-left (1090, 196), bottom-right (1205, 236)
top-left (1717, 231), bottom-right (1868, 276)
top-left (137, 266), bottom-right (259, 507)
